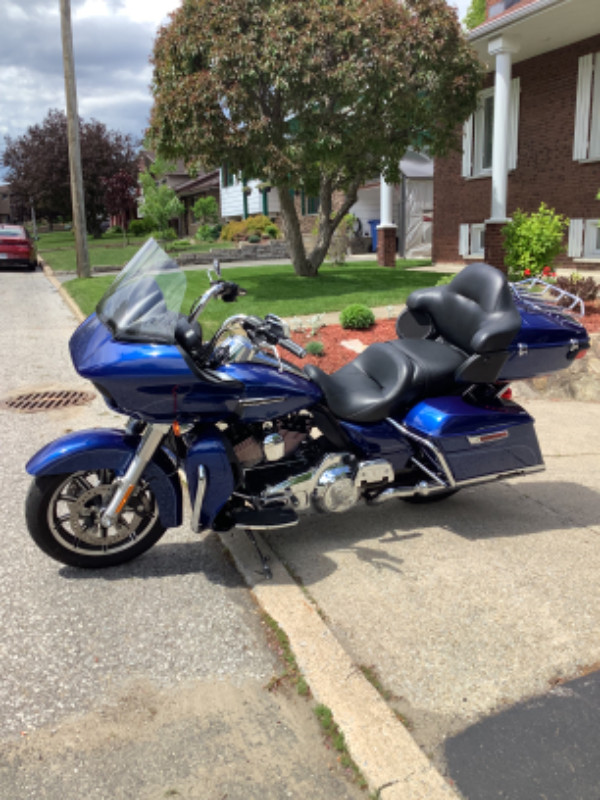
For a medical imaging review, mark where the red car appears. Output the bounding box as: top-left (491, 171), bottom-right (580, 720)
top-left (0, 225), bottom-right (38, 270)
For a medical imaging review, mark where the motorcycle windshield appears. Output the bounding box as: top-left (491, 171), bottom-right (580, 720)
top-left (96, 238), bottom-right (187, 344)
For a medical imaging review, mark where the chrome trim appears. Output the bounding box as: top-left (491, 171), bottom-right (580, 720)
top-left (386, 418), bottom-right (456, 488)
top-left (467, 430), bottom-right (509, 445)
top-left (100, 423), bottom-right (171, 528)
top-left (191, 465), bottom-right (207, 533)
top-left (238, 396), bottom-right (286, 407)
top-left (369, 463), bottom-right (545, 505)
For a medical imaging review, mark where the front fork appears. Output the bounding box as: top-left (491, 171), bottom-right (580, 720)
top-left (100, 422), bottom-right (171, 529)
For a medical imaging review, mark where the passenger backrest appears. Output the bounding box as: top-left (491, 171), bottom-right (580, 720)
top-left (407, 262), bottom-right (522, 355)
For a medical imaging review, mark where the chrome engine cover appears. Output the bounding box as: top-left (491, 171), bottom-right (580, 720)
top-left (260, 454), bottom-right (394, 513)
top-left (313, 464), bottom-right (358, 513)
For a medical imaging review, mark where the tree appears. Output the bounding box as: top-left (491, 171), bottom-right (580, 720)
top-left (464, 0), bottom-right (486, 30)
top-left (192, 195), bottom-right (219, 225)
top-left (102, 169), bottom-right (139, 242)
top-left (149, 0), bottom-right (483, 276)
top-left (2, 110), bottom-right (139, 235)
top-left (138, 162), bottom-right (184, 238)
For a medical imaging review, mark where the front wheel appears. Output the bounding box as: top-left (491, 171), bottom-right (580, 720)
top-left (25, 470), bottom-right (166, 568)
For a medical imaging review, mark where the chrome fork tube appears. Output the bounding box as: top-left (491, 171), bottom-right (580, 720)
top-left (100, 423), bottom-right (171, 528)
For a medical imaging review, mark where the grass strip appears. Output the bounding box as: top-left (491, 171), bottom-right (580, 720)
top-left (63, 260), bottom-right (449, 331)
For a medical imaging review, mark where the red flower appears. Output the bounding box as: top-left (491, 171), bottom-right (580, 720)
top-left (523, 268), bottom-right (531, 277)
top-left (542, 266), bottom-right (552, 275)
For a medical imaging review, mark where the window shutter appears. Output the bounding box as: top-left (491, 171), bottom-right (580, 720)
top-left (589, 52), bottom-right (600, 159)
top-left (573, 54), bottom-right (594, 161)
top-left (568, 219), bottom-right (584, 258)
top-left (462, 117), bottom-right (473, 178)
top-left (508, 77), bottom-right (520, 170)
top-left (459, 224), bottom-right (470, 257)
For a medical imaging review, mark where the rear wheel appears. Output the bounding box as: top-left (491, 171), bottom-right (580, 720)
top-left (25, 470), bottom-right (166, 568)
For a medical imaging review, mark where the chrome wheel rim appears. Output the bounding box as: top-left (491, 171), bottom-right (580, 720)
top-left (47, 470), bottom-right (159, 557)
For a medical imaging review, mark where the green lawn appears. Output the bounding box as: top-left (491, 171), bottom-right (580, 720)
top-left (65, 260), bottom-right (449, 333)
top-left (38, 231), bottom-right (234, 272)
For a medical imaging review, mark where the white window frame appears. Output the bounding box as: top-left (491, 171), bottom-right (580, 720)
top-left (459, 223), bottom-right (486, 258)
top-left (462, 78), bottom-right (520, 178)
top-left (573, 52), bottom-right (600, 162)
top-left (568, 218), bottom-right (600, 260)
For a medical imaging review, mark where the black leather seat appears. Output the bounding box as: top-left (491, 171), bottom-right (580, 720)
top-left (304, 263), bottom-right (522, 424)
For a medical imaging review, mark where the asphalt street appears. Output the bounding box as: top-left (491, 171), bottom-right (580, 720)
top-left (0, 267), bottom-right (364, 800)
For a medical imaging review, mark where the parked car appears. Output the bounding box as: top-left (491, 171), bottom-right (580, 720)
top-left (0, 225), bottom-right (38, 270)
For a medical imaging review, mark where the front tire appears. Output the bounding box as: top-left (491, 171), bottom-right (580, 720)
top-left (25, 470), bottom-right (166, 568)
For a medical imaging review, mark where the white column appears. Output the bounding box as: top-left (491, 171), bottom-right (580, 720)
top-left (379, 173), bottom-right (395, 228)
top-left (488, 36), bottom-right (519, 223)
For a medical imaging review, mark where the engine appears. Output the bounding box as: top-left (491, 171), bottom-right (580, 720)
top-left (231, 414), bottom-right (311, 468)
top-left (228, 414), bottom-right (395, 515)
top-left (261, 453), bottom-right (395, 514)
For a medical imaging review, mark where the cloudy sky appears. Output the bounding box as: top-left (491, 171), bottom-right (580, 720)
top-left (0, 0), bottom-right (471, 175)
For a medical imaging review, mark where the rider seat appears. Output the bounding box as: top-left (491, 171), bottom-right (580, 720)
top-left (303, 262), bottom-right (522, 423)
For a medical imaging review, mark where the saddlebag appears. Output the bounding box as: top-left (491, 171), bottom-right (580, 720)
top-left (402, 396), bottom-right (544, 484)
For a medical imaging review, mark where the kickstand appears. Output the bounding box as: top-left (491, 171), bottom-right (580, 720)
top-left (245, 529), bottom-right (273, 580)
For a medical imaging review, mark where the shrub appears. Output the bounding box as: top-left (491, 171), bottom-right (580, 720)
top-left (555, 273), bottom-right (599, 303)
top-left (502, 203), bottom-right (568, 280)
top-left (265, 223), bottom-right (279, 239)
top-left (305, 340), bottom-right (325, 357)
top-left (149, 227), bottom-right (177, 241)
top-left (247, 234), bottom-right (261, 243)
top-left (128, 218), bottom-right (153, 236)
top-left (196, 223), bottom-right (221, 242)
top-left (220, 214), bottom-right (280, 242)
top-left (339, 304), bottom-right (375, 330)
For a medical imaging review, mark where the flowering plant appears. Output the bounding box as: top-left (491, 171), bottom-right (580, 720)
top-left (502, 203), bottom-right (567, 280)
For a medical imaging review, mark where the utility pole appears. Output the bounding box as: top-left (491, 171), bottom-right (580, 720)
top-left (60, 0), bottom-right (90, 278)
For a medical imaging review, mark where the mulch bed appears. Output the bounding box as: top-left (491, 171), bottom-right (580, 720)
top-left (288, 304), bottom-right (599, 375)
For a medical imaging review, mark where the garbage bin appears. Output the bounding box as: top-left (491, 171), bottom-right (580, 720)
top-left (368, 219), bottom-right (380, 253)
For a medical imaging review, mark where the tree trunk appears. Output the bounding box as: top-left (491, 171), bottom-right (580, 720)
top-left (277, 186), bottom-right (317, 276)
top-left (276, 177), bottom-right (362, 277)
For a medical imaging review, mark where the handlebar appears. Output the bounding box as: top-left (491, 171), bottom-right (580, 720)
top-left (184, 280), bottom-right (306, 367)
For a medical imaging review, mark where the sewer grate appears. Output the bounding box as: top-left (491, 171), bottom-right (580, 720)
top-left (0, 390), bottom-right (96, 413)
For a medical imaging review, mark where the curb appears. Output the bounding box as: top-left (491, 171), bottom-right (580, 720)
top-left (219, 530), bottom-right (459, 800)
top-left (41, 261), bottom-right (86, 323)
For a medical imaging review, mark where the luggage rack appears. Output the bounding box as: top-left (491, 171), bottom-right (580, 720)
top-left (511, 277), bottom-right (585, 317)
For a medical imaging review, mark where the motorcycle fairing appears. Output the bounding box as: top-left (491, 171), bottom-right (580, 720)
top-left (184, 427), bottom-right (237, 530)
top-left (25, 428), bottom-right (183, 527)
top-left (71, 315), bottom-right (324, 424)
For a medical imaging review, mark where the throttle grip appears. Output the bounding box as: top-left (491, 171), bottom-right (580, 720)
top-left (280, 338), bottom-right (306, 358)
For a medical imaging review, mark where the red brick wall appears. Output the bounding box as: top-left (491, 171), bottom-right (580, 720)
top-left (434, 34), bottom-right (600, 266)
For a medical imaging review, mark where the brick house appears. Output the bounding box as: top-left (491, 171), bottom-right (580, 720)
top-left (433, 0), bottom-right (600, 271)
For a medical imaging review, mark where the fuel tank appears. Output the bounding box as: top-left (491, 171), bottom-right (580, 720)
top-left (70, 314), bottom-right (323, 423)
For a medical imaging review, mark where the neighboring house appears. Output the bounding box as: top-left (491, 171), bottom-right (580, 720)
top-left (138, 152), bottom-right (220, 236)
top-left (433, 0), bottom-right (600, 270)
top-left (219, 150), bottom-right (434, 259)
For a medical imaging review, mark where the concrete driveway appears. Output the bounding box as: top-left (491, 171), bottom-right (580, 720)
top-left (0, 268), bottom-right (364, 800)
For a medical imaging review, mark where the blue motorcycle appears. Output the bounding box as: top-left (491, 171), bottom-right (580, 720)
top-left (25, 239), bottom-right (590, 572)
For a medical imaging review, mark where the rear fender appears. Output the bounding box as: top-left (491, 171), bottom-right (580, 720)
top-left (25, 428), bottom-right (182, 528)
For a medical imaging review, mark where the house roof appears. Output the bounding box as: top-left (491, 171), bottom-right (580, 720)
top-left (468, 0), bottom-right (600, 69)
top-left (174, 170), bottom-right (220, 198)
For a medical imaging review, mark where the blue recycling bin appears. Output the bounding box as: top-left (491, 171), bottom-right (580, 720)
top-left (368, 219), bottom-right (380, 252)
